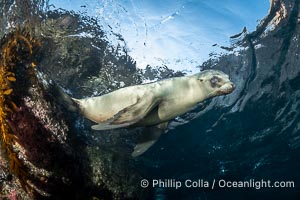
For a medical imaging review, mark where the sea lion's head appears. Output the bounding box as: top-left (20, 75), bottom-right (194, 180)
top-left (195, 70), bottom-right (235, 97)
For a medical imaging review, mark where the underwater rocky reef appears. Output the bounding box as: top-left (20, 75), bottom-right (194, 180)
top-left (0, 0), bottom-right (299, 199)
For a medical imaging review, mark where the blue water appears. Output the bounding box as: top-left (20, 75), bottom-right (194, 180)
top-left (49, 0), bottom-right (269, 73)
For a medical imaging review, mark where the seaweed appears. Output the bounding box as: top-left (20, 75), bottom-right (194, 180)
top-left (0, 28), bottom-right (40, 194)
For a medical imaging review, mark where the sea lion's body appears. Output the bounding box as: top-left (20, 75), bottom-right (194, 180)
top-left (66, 70), bottom-right (235, 156)
top-left (75, 76), bottom-right (212, 128)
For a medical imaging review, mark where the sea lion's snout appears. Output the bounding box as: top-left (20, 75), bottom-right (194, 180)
top-left (228, 82), bottom-right (235, 91)
top-left (231, 83), bottom-right (236, 90)
top-left (219, 81), bottom-right (235, 94)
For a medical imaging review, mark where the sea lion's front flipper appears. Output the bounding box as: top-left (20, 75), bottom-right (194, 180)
top-left (91, 95), bottom-right (159, 130)
top-left (91, 123), bottom-right (132, 130)
top-left (132, 122), bottom-right (168, 157)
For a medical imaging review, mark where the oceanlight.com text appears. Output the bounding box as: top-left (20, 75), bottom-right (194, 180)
top-left (140, 179), bottom-right (295, 190)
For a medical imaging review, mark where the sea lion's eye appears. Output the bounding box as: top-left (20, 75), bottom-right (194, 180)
top-left (210, 76), bottom-right (220, 87)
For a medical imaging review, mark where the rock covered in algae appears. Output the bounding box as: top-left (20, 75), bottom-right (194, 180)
top-left (0, 28), bottom-right (96, 199)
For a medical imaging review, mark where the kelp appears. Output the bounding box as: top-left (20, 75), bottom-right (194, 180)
top-left (0, 28), bottom-right (40, 193)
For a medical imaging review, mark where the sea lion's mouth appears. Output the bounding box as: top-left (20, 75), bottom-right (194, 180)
top-left (219, 82), bottom-right (235, 94)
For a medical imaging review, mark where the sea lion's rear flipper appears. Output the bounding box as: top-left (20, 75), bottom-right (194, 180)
top-left (132, 122), bottom-right (168, 157)
top-left (91, 96), bottom-right (159, 130)
top-left (49, 82), bottom-right (79, 112)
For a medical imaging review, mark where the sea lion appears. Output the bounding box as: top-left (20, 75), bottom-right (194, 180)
top-left (57, 70), bottom-right (235, 156)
